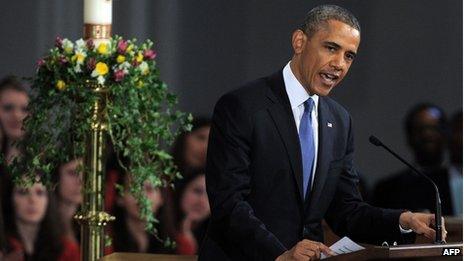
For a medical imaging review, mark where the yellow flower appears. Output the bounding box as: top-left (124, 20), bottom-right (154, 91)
top-left (56, 80), bottom-right (66, 91)
top-left (136, 80), bottom-right (144, 88)
top-left (97, 43), bottom-right (109, 55)
top-left (126, 44), bottom-right (134, 53)
top-left (95, 62), bottom-right (109, 75)
top-left (72, 53), bottom-right (86, 64)
top-left (136, 52), bottom-right (144, 63)
top-left (90, 62), bottom-right (109, 79)
top-left (116, 55), bottom-right (126, 64)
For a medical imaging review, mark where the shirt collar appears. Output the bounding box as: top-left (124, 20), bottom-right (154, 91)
top-left (283, 61), bottom-right (319, 111)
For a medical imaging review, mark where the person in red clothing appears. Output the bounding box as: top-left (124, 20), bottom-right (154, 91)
top-left (1, 176), bottom-right (79, 261)
top-left (109, 172), bottom-right (171, 254)
top-left (55, 159), bottom-right (83, 245)
top-left (162, 118), bottom-right (211, 240)
top-left (174, 170), bottom-right (210, 255)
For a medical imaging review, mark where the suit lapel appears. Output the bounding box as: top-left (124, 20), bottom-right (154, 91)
top-left (306, 97), bottom-right (335, 212)
top-left (266, 71), bottom-right (305, 203)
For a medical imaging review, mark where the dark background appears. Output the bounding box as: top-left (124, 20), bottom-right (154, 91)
top-left (0, 0), bottom-right (462, 189)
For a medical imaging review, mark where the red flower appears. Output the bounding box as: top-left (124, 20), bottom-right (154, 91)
top-left (114, 69), bottom-right (125, 82)
top-left (37, 58), bottom-right (46, 67)
top-left (117, 40), bottom-right (128, 54)
top-left (55, 36), bottom-right (63, 49)
top-left (143, 49), bottom-right (157, 60)
top-left (86, 39), bottom-right (95, 50)
top-left (87, 57), bottom-right (96, 71)
top-left (58, 55), bottom-right (68, 65)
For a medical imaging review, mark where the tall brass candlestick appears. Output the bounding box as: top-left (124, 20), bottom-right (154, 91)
top-left (78, 2), bottom-right (114, 260)
top-left (74, 83), bottom-right (114, 261)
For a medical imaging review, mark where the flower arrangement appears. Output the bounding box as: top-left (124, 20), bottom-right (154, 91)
top-left (10, 36), bottom-right (191, 238)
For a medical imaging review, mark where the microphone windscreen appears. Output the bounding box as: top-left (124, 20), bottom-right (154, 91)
top-left (369, 135), bottom-right (382, 146)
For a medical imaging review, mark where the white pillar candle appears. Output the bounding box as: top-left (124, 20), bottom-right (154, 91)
top-left (84, 0), bottom-right (112, 24)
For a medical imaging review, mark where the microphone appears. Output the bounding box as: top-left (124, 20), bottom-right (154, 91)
top-left (369, 135), bottom-right (444, 244)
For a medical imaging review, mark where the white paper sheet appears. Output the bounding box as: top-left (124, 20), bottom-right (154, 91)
top-left (320, 236), bottom-right (365, 259)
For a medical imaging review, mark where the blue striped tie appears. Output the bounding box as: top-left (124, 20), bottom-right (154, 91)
top-left (299, 98), bottom-right (315, 199)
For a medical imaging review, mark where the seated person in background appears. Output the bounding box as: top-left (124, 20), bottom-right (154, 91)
top-left (109, 172), bottom-right (171, 254)
top-left (1, 177), bottom-right (79, 261)
top-left (372, 103), bottom-right (454, 215)
top-left (163, 117), bottom-right (211, 239)
top-left (174, 170), bottom-right (210, 255)
top-left (447, 111), bottom-right (462, 216)
top-left (54, 159), bottom-right (83, 244)
top-left (172, 117), bottom-right (211, 177)
top-left (0, 76), bottom-right (29, 166)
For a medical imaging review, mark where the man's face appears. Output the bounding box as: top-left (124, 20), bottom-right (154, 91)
top-left (409, 108), bottom-right (446, 166)
top-left (291, 20), bottom-right (360, 96)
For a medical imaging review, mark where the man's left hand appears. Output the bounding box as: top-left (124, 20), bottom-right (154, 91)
top-left (399, 211), bottom-right (447, 242)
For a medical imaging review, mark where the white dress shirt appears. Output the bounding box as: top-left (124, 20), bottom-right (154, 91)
top-left (282, 61), bottom-right (411, 234)
top-left (283, 62), bottom-right (319, 190)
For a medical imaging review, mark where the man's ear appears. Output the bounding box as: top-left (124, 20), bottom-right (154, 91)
top-left (292, 29), bottom-right (307, 54)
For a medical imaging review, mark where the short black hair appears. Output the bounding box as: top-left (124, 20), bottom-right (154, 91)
top-left (404, 103), bottom-right (447, 138)
top-left (299, 5), bottom-right (361, 37)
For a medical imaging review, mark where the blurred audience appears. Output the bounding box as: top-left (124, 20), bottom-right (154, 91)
top-left (371, 103), bottom-right (455, 215)
top-left (1, 177), bottom-right (79, 260)
top-left (54, 159), bottom-right (83, 244)
top-left (163, 117), bottom-right (211, 240)
top-left (174, 170), bottom-right (210, 255)
top-left (172, 118), bottom-right (211, 177)
top-left (0, 76), bottom-right (29, 166)
top-left (109, 172), bottom-right (171, 254)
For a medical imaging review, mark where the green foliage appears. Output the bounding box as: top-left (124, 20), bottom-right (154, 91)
top-left (9, 36), bottom-right (191, 238)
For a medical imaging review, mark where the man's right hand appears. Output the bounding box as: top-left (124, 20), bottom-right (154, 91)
top-left (275, 240), bottom-right (335, 261)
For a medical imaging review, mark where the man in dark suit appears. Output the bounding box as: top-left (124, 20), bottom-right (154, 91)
top-left (200, 5), bottom-right (446, 261)
top-left (372, 104), bottom-right (457, 215)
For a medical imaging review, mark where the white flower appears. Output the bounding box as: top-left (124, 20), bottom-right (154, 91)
top-left (139, 61), bottom-right (149, 75)
top-left (62, 39), bottom-right (74, 53)
top-left (97, 75), bottom-right (105, 85)
top-left (119, 61), bottom-right (131, 70)
top-left (73, 50), bottom-right (87, 65)
top-left (75, 39), bottom-right (86, 51)
top-left (118, 61), bottom-right (131, 74)
top-left (74, 64), bottom-right (82, 73)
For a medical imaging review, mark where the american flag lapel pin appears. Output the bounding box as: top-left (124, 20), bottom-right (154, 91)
top-left (327, 122), bottom-right (333, 128)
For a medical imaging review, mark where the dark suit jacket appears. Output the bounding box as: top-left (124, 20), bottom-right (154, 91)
top-left (199, 70), bottom-right (407, 261)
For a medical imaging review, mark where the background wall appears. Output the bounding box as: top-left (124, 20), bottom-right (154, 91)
top-left (0, 0), bottom-right (462, 190)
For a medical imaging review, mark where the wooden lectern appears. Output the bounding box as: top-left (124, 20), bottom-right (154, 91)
top-left (325, 243), bottom-right (463, 260)
top-left (101, 216), bottom-right (462, 261)
top-left (101, 244), bottom-right (462, 260)
top-left (323, 216), bottom-right (463, 260)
